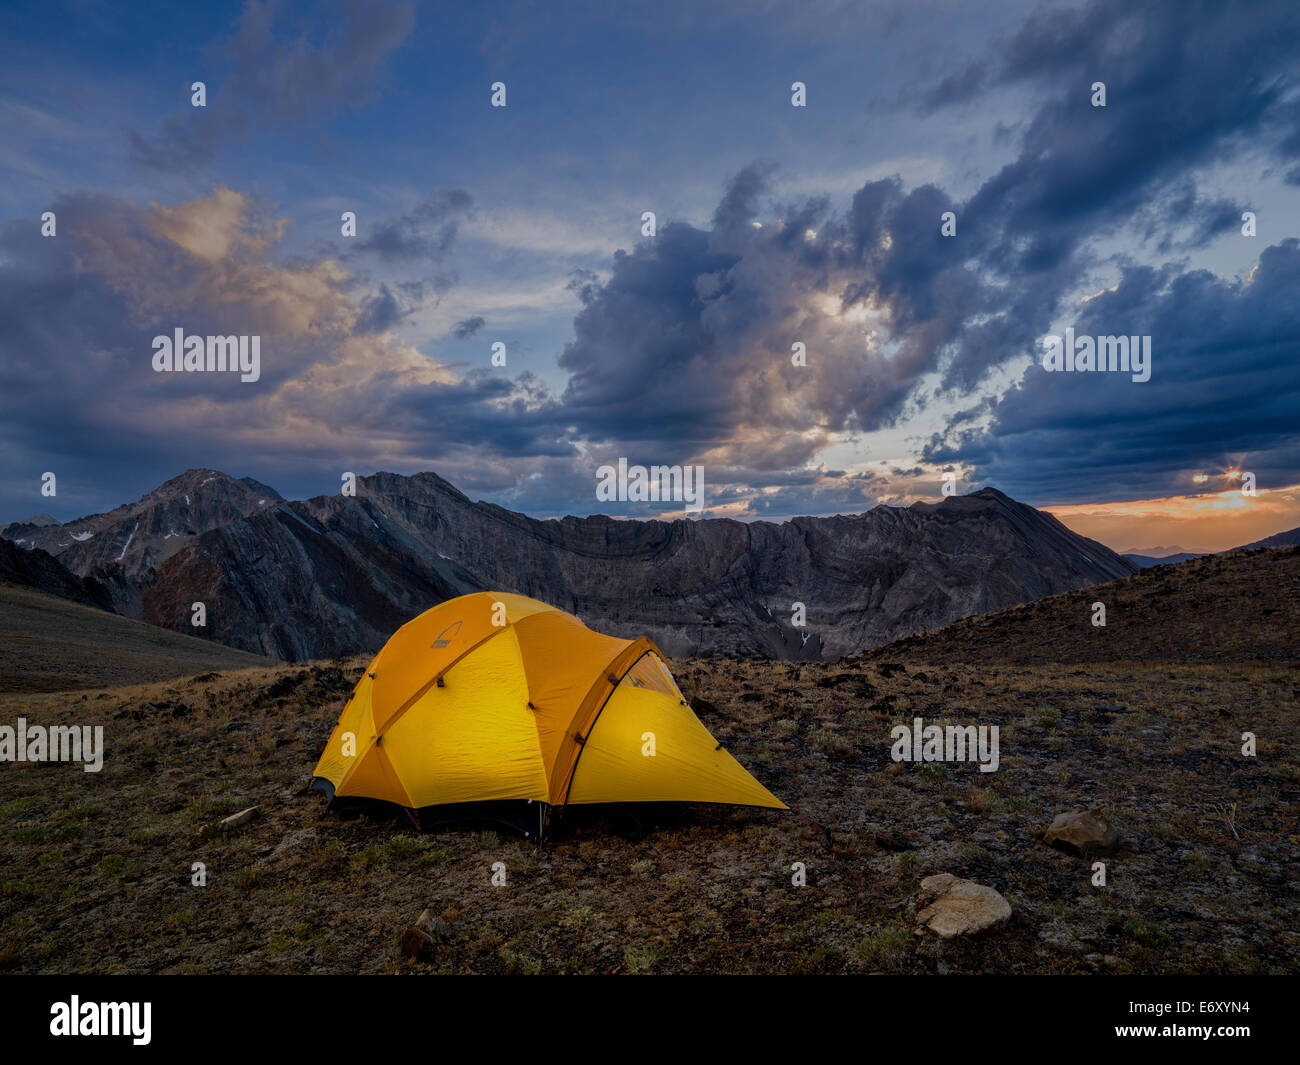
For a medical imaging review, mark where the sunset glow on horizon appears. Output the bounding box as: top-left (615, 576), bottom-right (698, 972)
top-left (1045, 484), bottom-right (1300, 554)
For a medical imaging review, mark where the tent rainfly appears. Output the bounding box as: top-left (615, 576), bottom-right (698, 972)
top-left (311, 592), bottom-right (786, 838)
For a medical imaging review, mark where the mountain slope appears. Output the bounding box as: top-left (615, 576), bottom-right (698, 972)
top-left (135, 472), bottom-right (1136, 661)
top-left (861, 544), bottom-right (1300, 665)
top-left (0, 538), bottom-right (115, 612)
top-left (0, 582), bottom-right (274, 693)
top-left (1231, 524), bottom-right (1300, 552)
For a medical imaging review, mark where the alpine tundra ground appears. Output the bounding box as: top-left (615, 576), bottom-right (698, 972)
top-left (1, 548), bottom-right (1297, 974)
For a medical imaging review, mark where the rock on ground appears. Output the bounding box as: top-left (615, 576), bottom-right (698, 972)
top-left (400, 908), bottom-right (454, 962)
top-left (916, 873), bottom-right (1012, 938)
top-left (219, 806), bottom-right (258, 832)
top-left (1043, 810), bottom-right (1120, 857)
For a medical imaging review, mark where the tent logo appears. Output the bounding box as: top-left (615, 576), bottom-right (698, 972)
top-left (430, 620), bottom-right (463, 649)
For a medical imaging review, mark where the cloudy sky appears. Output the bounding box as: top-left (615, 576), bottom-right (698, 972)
top-left (2, 0), bottom-right (1298, 551)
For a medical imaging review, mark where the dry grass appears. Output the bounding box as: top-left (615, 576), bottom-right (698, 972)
top-left (0, 582), bottom-right (273, 693)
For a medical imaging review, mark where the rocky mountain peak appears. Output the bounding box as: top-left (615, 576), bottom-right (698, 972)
top-left (0, 469), bottom-right (284, 595)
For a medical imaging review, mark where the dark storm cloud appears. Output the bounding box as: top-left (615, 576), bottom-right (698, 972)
top-left (451, 316), bottom-right (486, 340)
top-left (934, 0), bottom-right (1297, 263)
top-left (896, 0), bottom-right (1300, 498)
top-left (710, 161), bottom-right (778, 247)
top-left (923, 240), bottom-right (1300, 502)
top-left (834, 176), bottom-right (1036, 396)
top-left (345, 192), bottom-right (471, 332)
top-left (554, 199), bottom-right (916, 468)
top-left (553, 159), bottom-right (1034, 470)
top-left (558, 222), bottom-right (742, 448)
top-left (355, 284), bottom-right (404, 332)
top-left (130, 0), bottom-right (415, 171)
top-left (353, 190), bottom-right (472, 264)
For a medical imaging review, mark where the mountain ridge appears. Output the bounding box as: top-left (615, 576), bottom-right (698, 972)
top-left (1231, 524), bottom-right (1300, 552)
top-left (2, 467), bottom-right (1139, 663)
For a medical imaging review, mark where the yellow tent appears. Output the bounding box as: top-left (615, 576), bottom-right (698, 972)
top-left (311, 591), bottom-right (786, 838)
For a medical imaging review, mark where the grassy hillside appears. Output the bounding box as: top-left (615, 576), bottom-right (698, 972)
top-left (0, 552), bottom-right (1295, 974)
top-left (863, 545), bottom-right (1300, 665)
top-left (0, 582), bottom-right (274, 693)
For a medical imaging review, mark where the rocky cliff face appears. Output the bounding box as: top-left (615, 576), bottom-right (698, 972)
top-left (0, 538), bottom-right (115, 611)
top-left (64, 468), bottom-right (1138, 662)
top-left (2, 470), bottom-right (282, 617)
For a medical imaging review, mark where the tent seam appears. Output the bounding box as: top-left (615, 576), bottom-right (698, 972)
top-left (558, 645), bottom-right (660, 808)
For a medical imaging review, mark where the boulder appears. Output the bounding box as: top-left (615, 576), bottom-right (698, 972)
top-left (1044, 810), bottom-right (1120, 856)
top-left (915, 874), bottom-right (1012, 938)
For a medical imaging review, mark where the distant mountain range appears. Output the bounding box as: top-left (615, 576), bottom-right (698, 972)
top-left (0, 468), bottom-right (1187, 662)
top-left (1121, 545), bottom-right (1194, 556)
top-left (1122, 551), bottom-right (1205, 569)
top-left (1119, 524), bottom-right (1300, 569)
